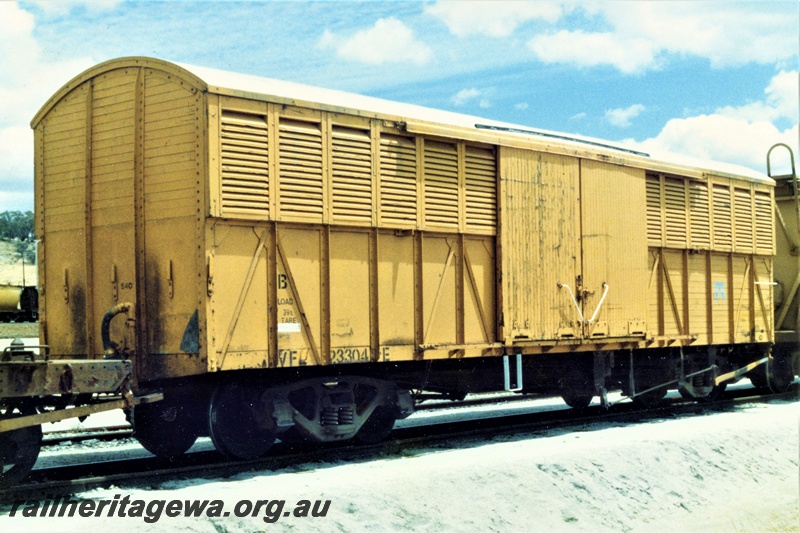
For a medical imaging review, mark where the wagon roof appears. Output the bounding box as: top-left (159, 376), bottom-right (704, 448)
top-left (33, 56), bottom-right (772, 186)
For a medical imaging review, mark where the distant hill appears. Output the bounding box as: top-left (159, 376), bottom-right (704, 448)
top-left (0, 239), bottom-right (36, 286)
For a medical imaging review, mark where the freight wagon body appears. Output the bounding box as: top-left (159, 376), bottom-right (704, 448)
top-left (7, 57), bottom-right (793, 469)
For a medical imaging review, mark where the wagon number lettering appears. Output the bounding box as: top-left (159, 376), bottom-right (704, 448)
top-left (331, 347), bottom-right (369, 363)
top-left (120, 282), bottom-right (134, 290)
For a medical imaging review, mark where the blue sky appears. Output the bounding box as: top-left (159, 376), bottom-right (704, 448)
top-left (0, 0), bottom-right (797, 212)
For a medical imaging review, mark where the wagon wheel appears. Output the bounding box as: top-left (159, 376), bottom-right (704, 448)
top-left (630, 353), bottom-right (670, 409)
top-left (0, 408), bottom-right (42, 488)
top-left (353, 406), bottom-right (396, 445)
top-left (131, 397), bottom-right (199, 458)
top-left (208, 382), bottom-right (276, 460)
top-left (749, 352), bottom-right (796, 394)
top-left (561, 390), bottom-right (594, 409)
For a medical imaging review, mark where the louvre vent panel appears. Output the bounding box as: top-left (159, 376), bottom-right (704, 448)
top-left (645, 174), bottom-right (663, 245)
top-left (332, 126), bottom-right (372, 224)
top-left (754, 191), bottom-right (773, 253)
top-left (664, 177), bottom-right (687, 247)
top-left (220, 111), bottom-right (269, 216)
top-left (712, 184), bottom-right (733, 248)
top-left (424, 140), bottom-right (459, 229)
top-left (733, 187), bottom-right (754, 252)
top-left (688, 182), bottom-right (711, 248)
top-left (380, 134), bottom-right (417, 226)
top-left (279, 119), bottom-right (323, 219)
top-left (465, 146), bottom-right (497, 233)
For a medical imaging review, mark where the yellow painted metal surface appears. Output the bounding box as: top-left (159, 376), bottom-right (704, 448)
top-left (33, 58), bottom-right (777, 384)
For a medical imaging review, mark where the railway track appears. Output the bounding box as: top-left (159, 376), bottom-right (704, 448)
top-left (35, 391), bottom-right (539, 448)
top-left (3, 385), bottom-right (796, 502)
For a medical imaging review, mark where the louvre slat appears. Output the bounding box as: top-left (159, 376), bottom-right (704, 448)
top-left (712, 184), bottom-right (732, 248)
top-left (380, 134), bottom-right (417, 226)
top-left (733, 188), bottom-right (754, 251)
top-left (688, 182), bottom-right (711, 248)
top-left (279, 118), bottom-right (323, 219)
top-left (664, 178), bottom-right (686, 247)
top-left (220, 110), bottom-right (269, 216)
top-left (332, 126), bottom-right (372, 224)
top-left (424, 140), bottom-right (458, 229)
top-left (645, 174), bottom-right (663, 245)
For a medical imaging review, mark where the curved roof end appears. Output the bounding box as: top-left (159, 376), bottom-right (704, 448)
top-left (30, 56), bottom-right (207, 128)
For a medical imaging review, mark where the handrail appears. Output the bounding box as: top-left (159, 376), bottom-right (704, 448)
top-left (587, 282), bottom-right (609, 324)
top-left (557, 283), bottom-right (584, 323)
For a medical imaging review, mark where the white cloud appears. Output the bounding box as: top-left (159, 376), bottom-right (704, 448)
top-left (451, 87), bottom-right (492, 108)
top-left (0, 126), bottom-right (33, 181)
top-left (598, 3), bottom-right (797, 69)
top-left (27, 0), bottom-right (122, 16)
top-left (716, 70), bottom-right (799, 123)
top-left (528, 30), bottom-right (658, 74)
top-left (319, 18), bottom-right (432, 66)
top-left (452, 88), bottom-right (481, 106)
top-left (605, 104), bottom-right (645, 128)
top-left (515, 102), bottom-right (529, 111)
top-left (0, 1), bottom-right (94, 207)
top-left (425, 0), bottom-right (563, 37)
top-left (529, 3), bottom-right (796, 74)
top-left (627, 71), bottom-right (799, 173)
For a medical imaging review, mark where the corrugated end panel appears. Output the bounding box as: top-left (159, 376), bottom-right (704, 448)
top-left (220, 111), bottom-right (269, 216)
top-left (380, 134), bottom-right (417, 227)
top-left (688, 181), bottom-right (711, 248)
top-left (754, 190), bottom-right (773, 254)
top-left (664, 177), bottom-right (687, 248)
top-left (279, 118), bottom-right (323, 220)
top-left (733, 187), bottom-right (754, 252)
top-left (645, 173), bottom-right (663, 246)
top-left (712, 184), bottom-right (733, 249)
top-left (331, 125), bottom-right (372, 224)
top-left (465, 145), bottom-right (497, 234)
top-left (424, 140), bottom-right (459, 230)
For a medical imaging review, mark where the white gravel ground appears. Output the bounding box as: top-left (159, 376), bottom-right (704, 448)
top-left (1, 394), bottom-right (798, 532)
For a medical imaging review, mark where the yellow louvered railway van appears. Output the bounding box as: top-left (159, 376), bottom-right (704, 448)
top-left (4, 56), bottom-right (793, 471)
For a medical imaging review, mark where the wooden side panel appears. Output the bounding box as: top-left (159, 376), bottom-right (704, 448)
top-left (90, 68), bottom-right (138, 355)
top-left (208, 223), bottom-right (270, 370)
top-left (464, 237), bottom-right (495, 344)
top-left (660, 250), bottom-right (686, 338)
top-left (710, 253), bottom-right (732, 343)
top-left (499, 148), bottom-right (581, 341)
top-left (39, 83), bottom-right (89, 355)
top-left (732, 254), bottom-right (752, 343)
top-left (377, 232), bottom-right (415, 361)
top-left (580, 160), bottom-right (648, 338)
top-left (142, 69), bottom-right (203, 364)
top-left (421, 235), bottom-right (458, 346)
top-left (275, 226), bottom-right (324, 366)
top-left (329, 231), bottom-right (371, 354)
top-left (687, 252), bottom-right (710, 345)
